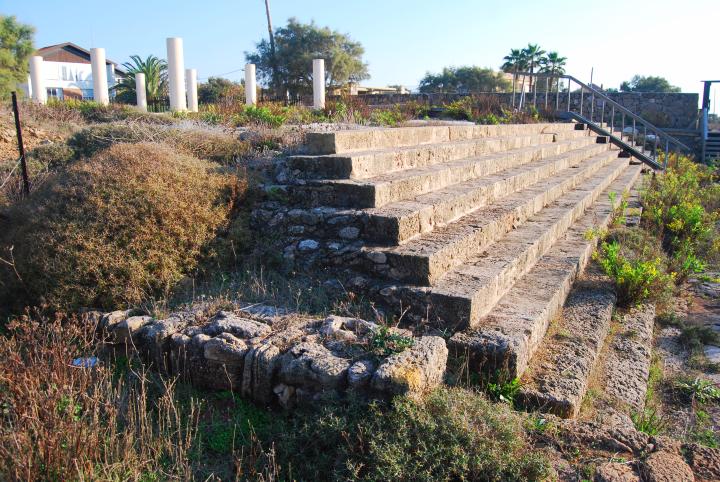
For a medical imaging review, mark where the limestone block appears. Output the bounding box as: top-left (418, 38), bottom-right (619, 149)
top-left (371, 336), bottom-right (448, 397)
top-left (111, 315), bottom-right (153, 344)
top-left (278, 342), bottom-right (350, 390)
top-left (202, 311), bottom-right (271, 339)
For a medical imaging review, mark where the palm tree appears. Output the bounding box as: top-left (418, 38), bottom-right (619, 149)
top-left (501, 48), bottom-right (528, 100)
top-left (521, 43), bottom-right (546, 91)
top-left (113, 55), bottom-right (168, 109)
top-left (540, 51), bottom-right (567, 91)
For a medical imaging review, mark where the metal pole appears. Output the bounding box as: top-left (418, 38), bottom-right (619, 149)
top-left (555, 76), bottom-right (560, 112)
top-left (544, 77), bottom-right (549, 110)
top-left (580, 86), bottom-right (584, 116)
top-left (632, 119), bottom-right (636, 148)
top-left (567, 80), bottom-right (571, 112)
top-left (511, 73), bottom-right (516, 108)
top-left (11, 92), bottom-right (30, 196)
top-left (589, 67), bottom-right (595, 123)
top-left (600, 100), bottom-right (605, 128)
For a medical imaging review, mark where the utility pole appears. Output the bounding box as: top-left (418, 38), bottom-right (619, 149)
top-left (264, 0), bottom-right (279, 96)
top-left (11, 92), bottom-right (30, 196)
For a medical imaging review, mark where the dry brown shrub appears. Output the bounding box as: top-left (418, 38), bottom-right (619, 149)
top-left (68, 122), bottom-right (252, 164)
top-left (0, 313), bottom-right (200, 480)
top-left (0, 142), bottom-right (242, 312)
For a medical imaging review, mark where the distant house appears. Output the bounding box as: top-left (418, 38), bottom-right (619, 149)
top-left (329, 82), bottom-right (410, 96)
top-left (21, 42), bottom-right (124, 101)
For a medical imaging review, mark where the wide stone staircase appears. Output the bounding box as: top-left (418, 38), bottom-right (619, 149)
top-left (279, 122), bottom-right (645, 415)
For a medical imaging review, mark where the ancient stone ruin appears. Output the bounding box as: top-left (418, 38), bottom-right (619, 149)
top-left (252, 122), bottom-right (647, 417)
top-left (97, 305), bottom-right (447, 408)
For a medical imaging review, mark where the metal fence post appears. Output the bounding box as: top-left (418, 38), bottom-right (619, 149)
top-left (11, 92), bottom-right (30, 196)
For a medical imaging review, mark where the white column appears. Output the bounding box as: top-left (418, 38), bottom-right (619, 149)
top-left (90, 48), bottom-right (109, 105)
top-left (186, 68), bottom-right (198, 112)
top-left (166, 37), bottom-right (186, 111)
top-left (245, 63), bottom-right (257, 106)
top-left (135, 72), bottom-right (147, 111)
top-left (29, 56), bottom-right (46, 104)
top-left (313, 58), bottom-right (325, 109)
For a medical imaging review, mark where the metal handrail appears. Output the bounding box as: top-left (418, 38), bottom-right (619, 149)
top-left (510, 71), bottom-right (692, 168)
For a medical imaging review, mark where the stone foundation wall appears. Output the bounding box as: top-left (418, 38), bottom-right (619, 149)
top-left (94, 304), bottom-right (447, 408)
top-left (335, 92), bottom-right (699, 129)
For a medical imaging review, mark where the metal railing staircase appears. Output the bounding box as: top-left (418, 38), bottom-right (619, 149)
top-left (511, 73), bottom-right (693, 169)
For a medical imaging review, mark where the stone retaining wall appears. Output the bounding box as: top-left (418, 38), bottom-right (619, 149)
top-left (335, 92), bottom-right (699, 129)
top-left (94, 305), bottom-right (447, 407)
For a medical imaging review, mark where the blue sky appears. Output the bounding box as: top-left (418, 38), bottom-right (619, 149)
top-left (5, 0), bottom-right (720, 100)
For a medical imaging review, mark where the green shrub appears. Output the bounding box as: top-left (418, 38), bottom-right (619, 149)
top-left (675, 377), bottom-right (720, 405)
top-left (642, 154), bottom-right (720, 280)
top-left (254, 388), bottom-right (550, 481)
top-left (368, 325), bottom-right (414, 357)
top-left (594, 239), bottom-right (674, 306)
top-left (233, 105), bottom-right (286, 128)
top-left (631, 407), bottom-right (665, 435)
top-left (0, 143), bottom-right (241, 312)
top-left (369, 108), bottom-right (407, 126)
top-left (46, 98), bottom-right (175, 125)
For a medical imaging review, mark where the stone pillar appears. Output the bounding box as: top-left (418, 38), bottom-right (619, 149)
top-left (313, 58), bottom-right (325, 109)
top-left (135, 72), bottom-right (147, 111)
top-left (90, 48), bottom-right (109, 105)
top-left (186, 68), bottom-right (198, 112)
top-left (166, 37), bottom-right (187, 111)
top-left (245, 63), bottom-right (257, 106)
top-left (29, 56), bottom-right (46, 104)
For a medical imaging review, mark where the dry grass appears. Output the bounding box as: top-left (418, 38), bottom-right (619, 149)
top-left (0, 314), bottom-right (200, 481)
top-left (0, 142), bottom-right (243, 313)
top-left (68, 122), bottom-right (253, 164)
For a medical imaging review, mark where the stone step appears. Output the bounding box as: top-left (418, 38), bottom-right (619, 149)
top-left (448, 164), bottom-right (642, 380)
top-left (374, 148), bottom-right (620, 285)
top-left (361, 143), bottom-right (610, 245)
top-left (290, 132), bottom-right (560, 180)
top-left (597, 304), bottom-right (655, 412)
top-left (427, 158), bottom-right (635, 329)
top-left (289, 129), bottom-right (592, 180)
top-left (305, 122), bottom-right (580, 155)
top-left (516, 268), bottom-right (616, 418)
top-left (303, 136), bottom-right (598, 209)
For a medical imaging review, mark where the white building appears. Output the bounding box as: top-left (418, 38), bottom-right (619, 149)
top-left (21, 42), bottom-right (124, 101)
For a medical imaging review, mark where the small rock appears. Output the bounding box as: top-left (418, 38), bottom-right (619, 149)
top-left (202, 311), bottom-right (271, 339)
top-left (683, 443), bottom-right (720, 480)
top-left (704, 345), bottom-right (720, 364)
top-left (112, 315), bottom-right (154, 343)
top-left (273, 383), bottom-right (295, 408)
top-left (298, 239), bottom-right (320, 251)
top-left (594, 462), bottom-right (640, 481)
top-left (319, 315), bottom-right (359, 343)
top-left (366, 251), bottom-right (387, 264)
top-left (349, 276), bottom-right (368, 289)
top-left (371, 336), bottom-right (448, 397)
top-left (338, 226), bottom-right (360, 239)
top-left (288, 225), bottom-right (305, 235)
top-left (203, 334), bottom-right (251, 364)
top-left (642, 451), bottom-right (694, 482)
top-left (100, 310), bottom-right (130, 332)
top-left (278, 342), bottom-right (351, 390)
top-left (348, 359), bottom-right (375, 389)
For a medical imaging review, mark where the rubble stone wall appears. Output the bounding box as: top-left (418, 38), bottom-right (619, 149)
top-left (337, 92), bottom-right (699, 129)
top-left (95, 305), bottom-right (448, 408)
